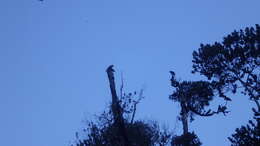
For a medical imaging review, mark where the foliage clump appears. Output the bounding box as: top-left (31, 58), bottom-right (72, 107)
top-left (73, 89), bottom-right (172, 146)
top-left (192, 24), bottom-right (260, 145)
top-left (171, 132), bottom-right (202, 146)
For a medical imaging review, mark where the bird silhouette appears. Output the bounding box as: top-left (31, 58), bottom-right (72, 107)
top-left (106, 65), bottom-right (115, 72)
top-left (169, 71), bottom-right (175, 76)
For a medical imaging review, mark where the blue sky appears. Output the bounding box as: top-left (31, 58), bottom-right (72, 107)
top-left (0, 0), bottom-right (259, 146)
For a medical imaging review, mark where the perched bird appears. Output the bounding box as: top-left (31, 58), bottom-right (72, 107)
top-left (169, 71), bottom-right (175, 76)
top-left (170, 71), bottom-right (179, 87)
top-left (106, 65), bottom-right (115, 72)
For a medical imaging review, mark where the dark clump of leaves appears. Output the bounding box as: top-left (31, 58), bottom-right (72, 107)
top-left (228, 119), bottom-right (260, 146)
top-left (192, 24), bottom-right (260, 145)
top-left (73, 90), bottom-right (172, 146)
top-left (169, 71), bottom-right (229, 120)
top-left (171, 132), bottom-right (202, 146)
top-left (169, 71), bottom-right (228, 145)
top-left (76, 120), bottom-right (167, 146)
top-left (192, 24), bottom-right (260, 103)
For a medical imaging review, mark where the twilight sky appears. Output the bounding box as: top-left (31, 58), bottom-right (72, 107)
top-left (0, 0), bottom-right (259, 146)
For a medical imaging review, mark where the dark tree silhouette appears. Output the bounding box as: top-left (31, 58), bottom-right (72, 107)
top-left (171, 132), bottom-right (201, 146)
top-left (75, 118), bottom-right (170, 146)
top-left (228, 119), bottom-right (260, 146)
top-left (169, 71), bottom-right (229, 146)
top-left (106, 65), bottom-right (129, 146)
top-left (192, 24), bottom-right (260, 145)
top-left (73, 65), bottom-right (172, 146)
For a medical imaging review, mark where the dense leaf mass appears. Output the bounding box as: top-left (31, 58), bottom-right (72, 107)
top-left (73, 91), bottom-right (172, 146)
top-left (169, 72), bottom-right (227, 146)
top-left (228, 119), bottom-right (260, 146)
top-left (192, 24), bottom-right (260, 145)
top-left (172, 132), bottom-right (202, 146)
top-left (76, 120), bottom-right (165, 146)
top-left (192, 24), bottom-right (260, 101)
top-left (169, 72), bottom-right (228, 118)
top-left (170, 80), bottom-right (214, 110)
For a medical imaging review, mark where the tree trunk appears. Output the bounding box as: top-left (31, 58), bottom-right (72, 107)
top-left (180, 102), bottom-right (189, 135)
top-left (106, 65), bottom-right (130, 146)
